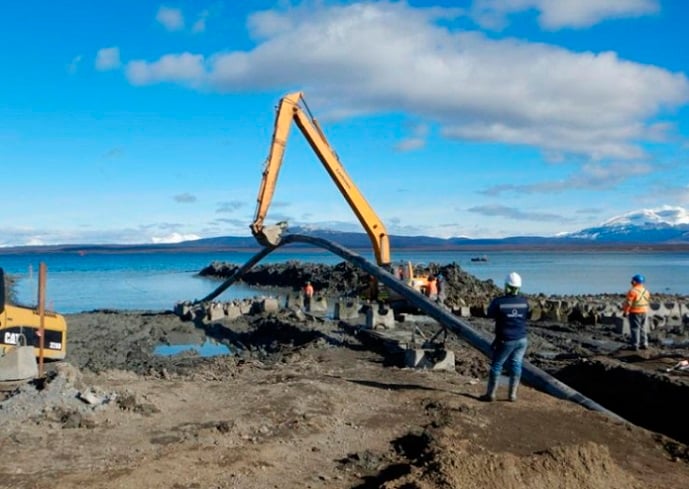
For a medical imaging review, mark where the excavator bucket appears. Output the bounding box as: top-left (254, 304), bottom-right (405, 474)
top-left (254, 222), bottom-right (288, 247)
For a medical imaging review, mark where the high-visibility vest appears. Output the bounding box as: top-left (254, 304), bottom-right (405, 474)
top-left (624, 285), bottom-right (649, 314)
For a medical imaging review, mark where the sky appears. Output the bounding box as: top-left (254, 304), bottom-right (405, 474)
top-left (1, 0), bottom-right (688, 246)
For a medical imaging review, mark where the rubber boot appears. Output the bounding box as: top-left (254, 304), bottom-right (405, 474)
top-left (508, 377), bottom-right (519, 402)
top-left (480, 375), bottom-right (498, 402)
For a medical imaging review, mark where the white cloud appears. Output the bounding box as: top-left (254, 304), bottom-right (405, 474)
top-left (126, 53), bottom-right (205, 86)
top-left (125, 2), bottom-right (689, 161)
top-left (471, 0), bottom-right (660, 30)
top-left (95, 47), bottom-right (121, 71)
top-left (156, 6), bottom-right (185, 31)
top-left (151, 232), bottom-right (201, 244)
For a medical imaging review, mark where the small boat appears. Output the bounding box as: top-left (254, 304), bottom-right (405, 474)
top-left (470, 255), bottom-right (488, 262)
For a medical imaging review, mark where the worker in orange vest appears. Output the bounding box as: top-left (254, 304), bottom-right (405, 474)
top-left (303, 281), bottom-right (314, 310)
top-left (623, 274), bottom-right (650, 350)
top-left (425, 276), bottom-right (438, 301)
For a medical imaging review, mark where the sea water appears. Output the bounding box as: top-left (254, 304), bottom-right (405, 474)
top-left (1, 248), bottom-right (688, 313)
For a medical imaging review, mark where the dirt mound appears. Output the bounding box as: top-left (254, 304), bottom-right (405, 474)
top-left (427, 440), bottom-right (640, 489)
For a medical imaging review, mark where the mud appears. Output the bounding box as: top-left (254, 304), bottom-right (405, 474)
top-left (1, 262), bottom-right (689, 488)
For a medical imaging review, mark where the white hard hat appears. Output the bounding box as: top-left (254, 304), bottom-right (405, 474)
top-left (505, 272), bottom-right (522, 288)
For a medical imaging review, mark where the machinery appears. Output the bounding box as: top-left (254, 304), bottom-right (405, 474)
top-left (250, 91), bottom-right (428, 293)
top-left (0, 267), bottom-right (67, 382)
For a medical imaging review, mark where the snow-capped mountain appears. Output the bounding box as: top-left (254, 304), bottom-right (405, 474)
top-left (567, 206), bottom-right (689, 243)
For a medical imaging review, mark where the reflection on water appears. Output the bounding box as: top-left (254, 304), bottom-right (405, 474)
top-left (154, 339), bottom-right (233, 357)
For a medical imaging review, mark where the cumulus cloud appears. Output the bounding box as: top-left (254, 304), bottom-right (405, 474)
top-left (124, 2), bottom-right (688, 162)
top-left (95, 47), bottom-right (121, 71)
top-left (471, 0), bottom-right (660, 30)
top-left (127, 52), bottom-right (205, 86)
top-left (156, 6), bottom-right (185, 31)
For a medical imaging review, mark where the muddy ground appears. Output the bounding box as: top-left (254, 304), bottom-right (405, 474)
top-left (1, 262), bottom-right (689, 489)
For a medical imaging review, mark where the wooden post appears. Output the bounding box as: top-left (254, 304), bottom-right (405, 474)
top-left (37, 262), bottom-right (46, 377)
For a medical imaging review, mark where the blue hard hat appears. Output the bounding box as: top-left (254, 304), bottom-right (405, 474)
top-left (631, 274), bottom-right (645, 284)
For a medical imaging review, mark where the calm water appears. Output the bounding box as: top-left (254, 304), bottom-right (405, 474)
top-left (1, 248), bottom-right (687, 313)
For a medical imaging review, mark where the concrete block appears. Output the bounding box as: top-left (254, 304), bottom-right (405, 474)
top-left (0, 346), bottom-right (38, 381)
top-left (239, 300), bottom-right (252, 315)
top-left (405, 348), bottom-right (426, 368)
top-left (404, 348), bottom-right (455, 371)
top-left (225, 303), bottom-right (242, 320)
top-left (207, 302), bottom-right (225, 321)
top-left (308, 296), bottom-right (328, 314)
top-left (285, 293), bottom-right (303, 310)
top-left (613, 316), bottom-right (629, 335)
top-left (366, 305), bottom-right (395, 330)
top-left (335, 298), bottom-right (360, 320)
top-left (259, 297), bottom-right (280, 314)
top-left (174, 301), bottom-right (195, 321)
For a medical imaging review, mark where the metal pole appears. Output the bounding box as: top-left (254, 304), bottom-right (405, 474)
top-left (37, 262), bottom-right (46, 377)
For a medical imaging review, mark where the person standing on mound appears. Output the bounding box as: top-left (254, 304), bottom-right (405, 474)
top-left (481, 272), bottom-right (529, 403)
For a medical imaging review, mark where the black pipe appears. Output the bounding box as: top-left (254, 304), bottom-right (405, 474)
top-left (196, 233), bottom-right (627, 424)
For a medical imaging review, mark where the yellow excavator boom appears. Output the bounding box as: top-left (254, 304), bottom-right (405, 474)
top-left (251, 92), bottom-right (391, 267)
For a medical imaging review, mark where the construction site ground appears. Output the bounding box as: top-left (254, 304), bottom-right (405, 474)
top-left (1, 305), bottom-right (688, 489)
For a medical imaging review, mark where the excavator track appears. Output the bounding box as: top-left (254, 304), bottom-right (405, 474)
top-left (196, 233), bottom-right (626, 424)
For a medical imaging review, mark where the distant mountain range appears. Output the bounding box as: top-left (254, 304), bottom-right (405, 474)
top-left (563, 207), bottom-right (689, 244)
top-left (3, 207), bottom-right (689, 254)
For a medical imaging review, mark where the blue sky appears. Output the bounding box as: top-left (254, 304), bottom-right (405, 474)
top-left (1, 0), bottom-right (688, 246)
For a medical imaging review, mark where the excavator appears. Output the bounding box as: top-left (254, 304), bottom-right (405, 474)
top-left (0, 267), bottom-right (67, 382)
top-left (250, 91), bottom-right (428, 295)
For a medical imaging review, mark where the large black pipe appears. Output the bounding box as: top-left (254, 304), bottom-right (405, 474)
top-left (197, 234), bottom-right (627, 424)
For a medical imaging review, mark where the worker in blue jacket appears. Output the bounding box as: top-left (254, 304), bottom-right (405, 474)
top-left (481, 272), bottom-right (529, 402)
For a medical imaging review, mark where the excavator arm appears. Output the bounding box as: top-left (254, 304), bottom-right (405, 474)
top-left (251, 92), bottom-right (391, 267)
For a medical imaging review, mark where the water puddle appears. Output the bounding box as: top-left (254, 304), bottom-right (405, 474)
top-left (154, 339), bottom-right (233, 357)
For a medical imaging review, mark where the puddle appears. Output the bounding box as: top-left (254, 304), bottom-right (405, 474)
top-left (154, 339), bottom-right (233, 357)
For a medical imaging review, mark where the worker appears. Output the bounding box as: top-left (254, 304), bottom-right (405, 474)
top-left (481, 272), bottom-right (529, 403)
top-left (425, 276), bottom-right (438, 301)
top-left (623, 274), bottom-right (650, 350)
top-left (303, 281), bottom-right (314, 311)
top-left (436, 272), bottom-right (446, 304)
